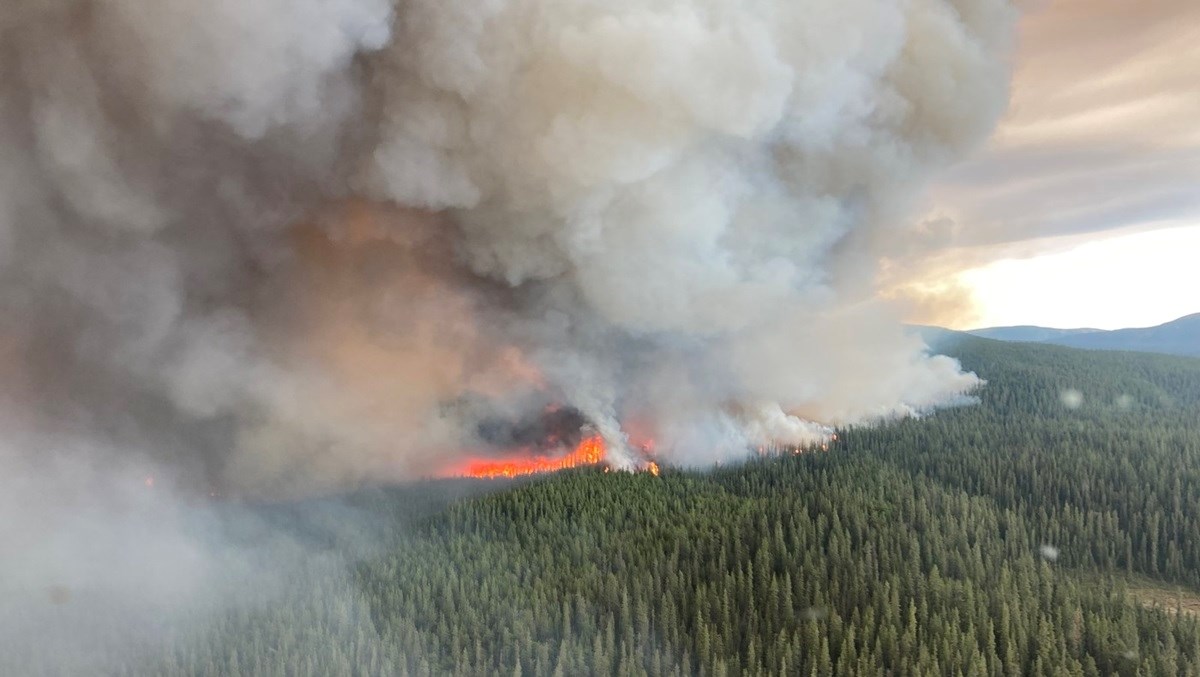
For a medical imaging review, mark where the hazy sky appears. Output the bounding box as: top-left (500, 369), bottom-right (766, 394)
top-left (925, 0), bottom-right (1200, 329)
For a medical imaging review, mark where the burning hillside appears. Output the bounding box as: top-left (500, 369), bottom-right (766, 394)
top-left (440, 409), bottom-right (660, 479)
top-left (443, 436), bottom-right (607, 479)
top-left (0, 0), bottom-right (1011, 495)
top-left (0, 4), bottom-right (1020, 675)
top-left (439, 416), bottom-right (836, 480)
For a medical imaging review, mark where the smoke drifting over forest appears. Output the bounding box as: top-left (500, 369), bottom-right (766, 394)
top-left (0, 0), bottom-right (1014, 496)
top-left (0, 0), bottom-right (1017, 670)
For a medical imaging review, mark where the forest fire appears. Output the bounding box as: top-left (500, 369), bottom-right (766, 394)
top-left (447, 435), bottom-right (608, 479)
top-left (441, 431), bottom-right (665, 480)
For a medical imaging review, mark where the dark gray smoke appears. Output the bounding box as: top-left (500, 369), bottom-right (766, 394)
top-left (474, 405), bottom-right (591, 451)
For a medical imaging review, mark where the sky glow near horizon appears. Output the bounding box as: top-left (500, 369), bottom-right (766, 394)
top-left (955, 223), bottom-right (1200, 330)
top-left (929, 0), bottom-right (1200, 330)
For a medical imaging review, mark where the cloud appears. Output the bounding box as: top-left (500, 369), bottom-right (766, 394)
top-left (933, 0), bottom-right (1200, 249)
top-left (883, 0), bottom-right (1200, 324)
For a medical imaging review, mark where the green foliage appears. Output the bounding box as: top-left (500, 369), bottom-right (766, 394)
top-left (17, 337), bottom-right (1200, 675)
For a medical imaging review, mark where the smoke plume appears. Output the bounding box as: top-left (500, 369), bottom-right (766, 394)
top-left (0, 0), bottom-right (1015, 494)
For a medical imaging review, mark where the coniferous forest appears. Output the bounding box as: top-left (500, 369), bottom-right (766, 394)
top-left (10, 334), bottom-right (1200, 676)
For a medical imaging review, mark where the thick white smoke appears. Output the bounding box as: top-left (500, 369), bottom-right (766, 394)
top-left (0, 0), bottom-right (1014, 491)
top-left (1, 4), bottom-right (1016, 670)
top-left (365, 0), bottom-right (1012, 465)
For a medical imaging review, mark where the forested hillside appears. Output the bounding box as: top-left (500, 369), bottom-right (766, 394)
top-left (10, 337), bottom-right (1200, 676)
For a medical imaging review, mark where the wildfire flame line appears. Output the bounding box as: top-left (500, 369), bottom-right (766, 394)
top-left (448, 435), bottom-right (607, 479)
top-left (441, 435), bottom-right (665, 480)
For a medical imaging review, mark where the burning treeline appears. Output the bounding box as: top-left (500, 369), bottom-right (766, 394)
top-left (442, 435), bottom-right (612, 479)
top-left (439, 435), bottom-right (834, 480)
top-left (438, 408), bottom-right (836, 480)
top-left (0, 0), bottom-right (1015, 496)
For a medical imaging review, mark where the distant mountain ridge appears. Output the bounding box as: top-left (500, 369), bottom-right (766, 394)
top-left (968, 325), bottom-right (1103, 342)
top-left (964, 313), bottom-right (1200, 358)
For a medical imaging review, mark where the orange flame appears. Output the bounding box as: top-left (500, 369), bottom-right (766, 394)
top-left (449, 435), bottom-right (607, 479)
